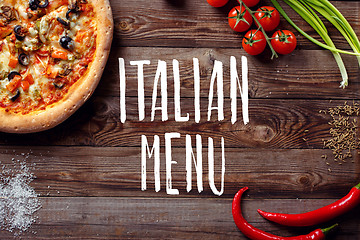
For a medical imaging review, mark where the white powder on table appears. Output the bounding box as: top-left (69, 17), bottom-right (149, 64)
top-left (0, 158), bottom-right (41, 236)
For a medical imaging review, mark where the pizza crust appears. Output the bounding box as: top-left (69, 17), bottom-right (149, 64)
top-left (0, 0), bottom-right (113, 133)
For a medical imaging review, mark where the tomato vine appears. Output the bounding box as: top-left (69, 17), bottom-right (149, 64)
top-left (236, 0), bottom-right (279, 59)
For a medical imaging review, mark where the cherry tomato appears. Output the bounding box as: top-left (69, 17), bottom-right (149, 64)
top-left (271, 30), bottom-right (297, 54)
top-left (242, 0), bottom-right (260, 7)
top-left (206, 0), bottom-right (229, 7)
top-left (254, 6), bottom-right (280, 32)
top-left (242, 29), bottom-right (266, 55)
top-left (228, 5), bottom-right (253, 32)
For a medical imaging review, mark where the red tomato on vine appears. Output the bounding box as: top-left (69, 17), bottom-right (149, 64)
top-left (271, 30), bottom-right (297, 54)
top-left (254, 6), bottom-right (280, 32)
top-left (228, 5), bottom-right (253, 32)
top-left (242, 29), bottom-right (267, 55)
top-left (242, 0), bottom-right (260, 7)
top-left (206, 0), bottom-right (229, 7)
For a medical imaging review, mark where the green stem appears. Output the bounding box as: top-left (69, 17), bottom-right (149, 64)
top-left (317, 0), bottom-right (360, 49)
top-left (270, 0), bottom-right (360, 56)
top-left (354, 182), bottom-right (360, 189)
top-left (284, 0), bottom-right (348, 87)
top-left (322, 223), bottom-right (338, 236)
top-left (304, 0), bottom-right (360, 67)
top-left (298, 0), bottom-right (327, 33)
top-left (237, 0), bottom-right (278, 59)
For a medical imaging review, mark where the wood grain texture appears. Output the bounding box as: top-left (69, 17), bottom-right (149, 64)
top-left (1, 0), bottom-right (360, 239)
top-left (0, 197), bottom-right (358, 239)
top-left (112, 0), bottom-right (360, 49)
top-left (99, 47), bottom-right (360, 99)
top-left (0, 98), bottom-right (356, 149)
top-left (1, 146), bottom-right (358, 198)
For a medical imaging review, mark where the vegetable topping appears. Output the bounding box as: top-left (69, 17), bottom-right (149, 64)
top-left (18, 53), bottom-right (30, 66)
top-left (14, 25), bottom-right (27, 41)
top-left (29, 0), bottom-right (39, 10)
top-left (56, 17), bottom-right (69, 27)
top-left (10, 89), bottom-right (20, 101)
top-left (8, 71), bottom-right (21, 81)
top-left (59, 36), bottom-right (74, 50)
top-left (29, 0), bottom-right (48, 10)
top-left (37, 0), bottom-right (49, 8)
top-left (0, 6), bottom-right (16, 22)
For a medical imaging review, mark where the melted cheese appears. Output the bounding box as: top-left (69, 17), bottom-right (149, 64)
top-left (0, 0), bottom-right (97, 113)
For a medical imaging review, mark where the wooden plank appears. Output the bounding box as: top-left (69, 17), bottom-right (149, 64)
top-left (100, 47), bottom-right (360, 98)
top-left (0, 98), bottom-right (354, 148)
top-left (0, 0), bottom-right (359, 239)
top-left (1, 146), bottom-right (358, 198)
top-left (1, 197), bottom-right (358, 239)
top-left (112, 0), bottom-right (360, 49)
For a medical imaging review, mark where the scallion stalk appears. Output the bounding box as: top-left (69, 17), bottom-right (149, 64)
top-left (303, 0), bottom-right (360, 68)
top-left (271, 0), bottom-right (360, 87)
top-left (283, 0), bottom-right (348, 87)
top-left (270, 0), bottom-right (360, 56)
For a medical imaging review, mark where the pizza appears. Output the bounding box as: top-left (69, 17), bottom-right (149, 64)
top-left (0, 0), bottom-right (113, 133)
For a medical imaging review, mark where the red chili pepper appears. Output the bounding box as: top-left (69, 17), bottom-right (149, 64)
top-left (258, 182), bottom-right (360, 227)
top-left (232, 187), bottom-right (338, 240)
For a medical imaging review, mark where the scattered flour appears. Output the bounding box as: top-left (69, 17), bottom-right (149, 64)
top-left (0, 159), bottom-right (41, 236)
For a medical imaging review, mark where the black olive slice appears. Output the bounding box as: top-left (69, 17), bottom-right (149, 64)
top-left (66, 9), bottom-right (71, 19)
top-left (14, 25), bottom-right (22, 34)
top-left (8, 71), bottom-right (21, 81)
top-left (53, 82), bottom-right (64, 89)
top-left (14, 25), bottom-right (26, 41)
top-left (18, 53), bottom-right (30, 66)
top-left (1, 6), bottom-right (16, 22)
top-left (59, 36), bottom-right (74, 50)
top-left (66, 9), bottom-right (79, 20)
top-left (1, 6), bottom-right (12, 12)
top-left (56, 17), bottom-right (69, 27)
top-left (10, 90), bottom-right (20, 102)
top-left (29, 0), bottom-right (39, 10)
top-left (38, 0), bottom-right (49, 8)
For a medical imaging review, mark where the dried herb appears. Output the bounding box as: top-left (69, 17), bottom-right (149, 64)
top-left (321, 102), bottom-right (360, 164)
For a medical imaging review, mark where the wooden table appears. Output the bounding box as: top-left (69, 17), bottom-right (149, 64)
top-left (1, 0), bottom-right (360, 239)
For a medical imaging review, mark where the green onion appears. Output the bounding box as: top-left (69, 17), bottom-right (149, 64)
top-left (304, 0), bottom-right (360, 67)
top-left (271, 0), bottom-right (360, 56)
top-left (280, 0), bottom-right (348, 87)
top-left (271, 0), bottom-right (360, 87)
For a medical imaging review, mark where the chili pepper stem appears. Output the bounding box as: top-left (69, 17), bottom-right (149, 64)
top-left (258, 182), bottom-right (360, 227)
top-left (233, 188), bottom-right (338, 240)
top-left (322, 223), bottom-right (338, 236)
top-left (237, 0), bottom-right (279, 59)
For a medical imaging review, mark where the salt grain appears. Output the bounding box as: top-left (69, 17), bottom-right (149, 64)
top-left (0, 159), bottom-right (41, 236)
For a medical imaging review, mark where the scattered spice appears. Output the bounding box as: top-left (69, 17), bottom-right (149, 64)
top-left (321, 102), bottom-right (360, 164)
top-left (0, 158), bottom-right (41, 236)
